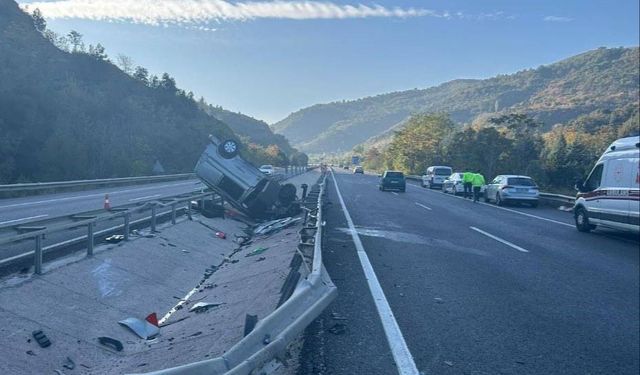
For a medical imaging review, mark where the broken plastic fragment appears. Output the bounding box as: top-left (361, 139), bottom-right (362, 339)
top-left (189, 302), bottom-right (222, 313)
top-left (145, 313), bottom-right (159, 327)
top-left (118, 317), bottom-right (159, 340)
top-left (215, 231), bottom-right (226, 239)
top-left (98, 336), bottom-right (123, 352)
top-left (245, 247), bottom-right (269, 257)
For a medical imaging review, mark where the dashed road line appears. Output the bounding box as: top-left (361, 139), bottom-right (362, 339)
top-left (415, 202), bottom-right (432, 211)
top-left (408, 183), bottom-right (573, 228)
top-left (470, 226), bottom-right (529, 253)
top-left (331, 171), bottom-right (420, 375)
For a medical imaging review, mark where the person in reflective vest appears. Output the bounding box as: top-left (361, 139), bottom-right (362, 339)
top-left (463, 172), bottom-right (474, 199)
top-left (472, 173), bottom-right (486, 203)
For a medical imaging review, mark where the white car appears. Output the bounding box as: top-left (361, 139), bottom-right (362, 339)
top-left (259, 164), bottom-right (274, 175)
top-left (574, 136), bottom-right (639, 233)
top-left (421, 166), bottom-right (452, 189)
top-left (442, 172), bottom-right (465, 195)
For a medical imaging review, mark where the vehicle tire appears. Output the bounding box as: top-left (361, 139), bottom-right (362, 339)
top-left (496, 193), bottom-right (504, 206)
top-left (278, 183), bottom-right (297, 205)
top-left (575, 207), bottom-right (594, 232)
top-left (484, 193), bottom-right (490, 203)
top-left (400, 188), bottom-right (406, 193)
top-left (218, 139), bottom-right (239, 159)
top-left (530, 201), bottom-right (539, 208)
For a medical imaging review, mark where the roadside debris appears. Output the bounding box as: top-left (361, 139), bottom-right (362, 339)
top-left (244, 314), bottom-right (258, 336)
top-left (215, 231), bottom-right (226, 239)
top-left (327, 323), bottom-right (347, 335)
top-left (444, 361), bottom-right (454, 367)
top-left (32, 329), bottom-right (51, 348)
top-left (330, 312), bottom-right (348, 321)
top-left (62, 357), bottom-right (76, 370)
top-left (254, 217), bottom-right (301, 236)
top-left (434, 297), bottom-right (444, 304)
top-left (105, 235), bottom-right (125, 243)
top-left (189, 302), bottom-right (223, 313)
top-left (118, 317), bottom-right (160, 340)
top-left (159, 316), bottom-right (190, 328)
top-left (145, 313), bottom-right (159, 327)
top-left (246, 247), bottom-right (269, 257)
top-left (98, 337), bottom-right (123, 352)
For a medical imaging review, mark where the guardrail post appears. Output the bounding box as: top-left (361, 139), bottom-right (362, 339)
top-left (151, 204), bottom-right (157, 232)
top-left (124, 213), bottom-right (130, 241)
top-left (34, 235), bottom-right (43, 275)
top-left (87, 222), bottom-right (94, 256)
top-left (171, 203), bottom-right (177, 224)
top-left (187, 201), bottom-right (192, 220)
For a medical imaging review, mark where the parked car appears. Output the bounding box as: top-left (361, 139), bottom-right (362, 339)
top-left (379, 171), bottom-right (406, 192)
top-left (443, 173), bottom-right (465, 195)
top-left (353, 166), bottom-right (364, 174)
top-left (484, 175), bottom-right (539, 207)
top-left (573, 136), bottom-right (639, 233)
top-left (422, 166), bottom-right (453, 189)
top-left (259, 164), bottom-right (274, 175)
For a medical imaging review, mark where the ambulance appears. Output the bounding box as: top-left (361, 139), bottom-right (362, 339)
top-left (574, 136), bottom-right (640, 233)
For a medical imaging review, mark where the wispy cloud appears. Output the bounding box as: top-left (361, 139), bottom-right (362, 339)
top-left (543, 15), bottom-right (573, 22)
top-left (20, 1), bottom-right (514, 27)
top-left (21, 0), bottom-right (436, 25)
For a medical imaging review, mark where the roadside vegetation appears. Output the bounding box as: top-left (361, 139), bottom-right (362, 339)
top-left (349, 110), bottom-right (638, 193)
top-left (0, 5), bottom-right (305, 184)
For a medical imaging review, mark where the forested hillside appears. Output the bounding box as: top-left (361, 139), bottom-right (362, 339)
top-left (273, 47), bottom-right (639, 154)
top-left (199, 103), bottom-right (294, 155)
top-left (0, 0), bottom-right (301, 184)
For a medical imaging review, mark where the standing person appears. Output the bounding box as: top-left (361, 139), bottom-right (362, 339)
top-left (463, 171), bottom-right (474, 199)
top-left (472, 172), bottom-right (485, 203)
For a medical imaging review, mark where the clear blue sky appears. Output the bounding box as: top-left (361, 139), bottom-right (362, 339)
top-left (19, 0), bottom-right (640, 123)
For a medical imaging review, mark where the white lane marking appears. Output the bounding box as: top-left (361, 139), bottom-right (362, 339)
top-left (391, 192), bottom-right (399, 196)
top-left (415, 202), bottom-right (432, 211)
top-left (408, 184), bottom-right (573, 228)
top-left (0, 214), bottom-right (48, 226)
top-left (470, 226), bottom-right (529, 253)
top-left (129, 194), bottom-right (161, 202)
top-left (331, 171), bottom-right (420, 375)
top-left (0, 181), bottom-right (200, 210)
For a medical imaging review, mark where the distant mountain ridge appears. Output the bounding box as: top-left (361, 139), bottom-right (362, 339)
top-left (272, 46), bottom-right (639, 154)
top-left (200, 104), bottom-right (294, 154)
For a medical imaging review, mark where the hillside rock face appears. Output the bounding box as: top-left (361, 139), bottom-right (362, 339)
top-left (272, 47), bottom-right (639, 154)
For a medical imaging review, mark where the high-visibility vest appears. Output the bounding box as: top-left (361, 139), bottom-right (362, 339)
top-left (472, 173), bottom-right (485, 187)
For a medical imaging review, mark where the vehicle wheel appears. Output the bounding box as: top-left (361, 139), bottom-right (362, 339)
top-left (484, 193), bottom-right (490, 203)
top-left (530, 201), bottom-right (539, 208)
top-left (496, 193), bottom-right (504, 206)
top-left (400, 188), bottom-right (406, 193)
top-left (575, 207), bottom-right (594, 232)
top-left (218, 139), bottom-right (239, 159)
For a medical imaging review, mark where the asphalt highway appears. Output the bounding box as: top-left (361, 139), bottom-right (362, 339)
top-left (0, 178), bottom-right (205, 227)
top-left (299, 169), bottom-right (639, 375)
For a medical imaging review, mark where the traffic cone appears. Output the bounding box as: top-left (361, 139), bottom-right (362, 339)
top-left (104, 194), bottom-right (111, 211)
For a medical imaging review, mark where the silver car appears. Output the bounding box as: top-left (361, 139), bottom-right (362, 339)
top-left (484, 175), bottom-right (539, 207)
top-left (443, 173), bottom-right (465, 195)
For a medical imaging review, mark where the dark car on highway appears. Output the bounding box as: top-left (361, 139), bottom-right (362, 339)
top-left (379, 171), bottom-right (406, 192)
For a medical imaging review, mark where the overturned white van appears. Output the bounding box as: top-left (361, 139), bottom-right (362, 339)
top-left (574, 136), bottom-right (640, 233)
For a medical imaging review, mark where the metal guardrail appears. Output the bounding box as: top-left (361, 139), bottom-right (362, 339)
top-left (0, 173), bottom-right (196, 193)
top-left (138, 174), bottom-right (337, 375)
top-left (0, 191), bottom-right (219, 273)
